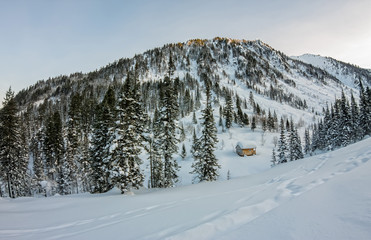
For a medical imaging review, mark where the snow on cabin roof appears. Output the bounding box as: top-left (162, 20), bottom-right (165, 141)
top-left (236, 142), bottom-right (257, 149)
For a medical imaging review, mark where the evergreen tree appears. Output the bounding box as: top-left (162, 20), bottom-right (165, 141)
top-left (148, 108), bottom-right (164, 188)
top-left (111, 74), bottom-right (146, 194)
top-left (0, 88), bottom-right (27, 198)
top-left (43, 110), bottom-right (65, 195)
top-left (304, 128), bottom-right (311, 155)
top-left (224, 93), bottom-right (233, 129)
top-left (359, 81), bottom-right (370, 136)
top-left (288, 127), bottom-right (303, 161)
top-left (157, 76), bottom-right (180, 187)
top-left (30, 131), bottom-right (45, 195)
top-left (89, 89), bottom-right (116, 193)
top-left (191, 83), bottom-right (220, 182)
top-left (339, 90), bottom-right (352, 146)
top-left (190, 128), bottom-right (199, 158)
top-left (65, 93), bottom-right (82, 193)
top-left (277, 119), bottom-right (287, 164)
top-left (251, 116), bottom-right (256, 131)
top-left (179, 122), bottom-right (186, 142)
top-left (180, 143), bottom-right (187, 160)
top-left (51, 111), bottom-right (66, 195)
top-left (267, 109), bottom-right (274, 131)
top-left (350, 92), bottom-right (361, 141)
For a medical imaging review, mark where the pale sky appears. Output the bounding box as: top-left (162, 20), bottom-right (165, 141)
top-left (1, 0), bottom-right (370, 104)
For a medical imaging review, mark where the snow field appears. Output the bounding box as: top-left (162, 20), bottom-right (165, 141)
top-left (1, 138), bottom-right (370, 240)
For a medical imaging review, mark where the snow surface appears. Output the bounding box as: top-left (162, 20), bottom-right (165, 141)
top-left (1, 138), bottom-right (371, 240)
top-left (292, 54), bottom-right (364, 89)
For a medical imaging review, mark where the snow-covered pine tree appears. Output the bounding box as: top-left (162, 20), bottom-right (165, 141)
top-left (277, 118), bottom-right (287, 164)
top-left (304, 128), bottom-right (311, 155)
top-left (190, 128), bottom-right (199, 158)
top-left (180, 143), bottom-right (187, 160)
top-left (224, 93), bottom-right (233, 129)
top-left (157, 76), bottom-right (180, 188)
top-left (287, 119), bottom-right (302, 161)
top-left (323, 105), bottom-right (332, 150)
top-left (366, 86), bottom-right (371, 134)
top-left (30, 131), bottom-right (45, 195)
top-left (191, 82), bottom-right (220, 182)
top-left (267, 109), bottom-right (274, 132)
top-left (329, 102), bottom-right (341, 148)
top-left (111, 74), bottom-right (145, 194)
top-left (50, 111), bottom-right (66, 195)
top-left (350, 92), bottom-right (361, 142)
top-left (43, 110), bottom-right (65, 195)
top-left (339, 90), bottom-right (352, 147)
top-left (17, 122), bottom-right (31, 197)
top-left (89, 88), bottom-right (116, 193)
top-left (65, 93), bottom-right (82, 193)
top-left (179, 122), bottom-right (186, 142)
top-left (359, 81), bottom-right (370, 137)
top-left (0, 88), bottom-right (25, 198)
top-left (149, 108), bottom-right (165, 188)
top-left (292, 128), bottom-right (304, 160)
top-left (251, 116), bottom-right (256, 132)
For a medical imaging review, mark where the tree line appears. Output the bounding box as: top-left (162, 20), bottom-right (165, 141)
top-left (0, 67), bottom-right (223, 198)
top-left (272, 82), bottom-right (371, 166)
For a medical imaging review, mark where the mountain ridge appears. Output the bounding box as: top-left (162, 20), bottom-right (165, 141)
top-left (13, 37), bottom-right (370, 115)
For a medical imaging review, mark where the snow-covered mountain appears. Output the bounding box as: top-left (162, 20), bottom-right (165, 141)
top-left (1, 137), bottom-right (370, 240)
top-left (292, 53), bottom-right (371, 89)
top-left (9, 37), bottom-right (371, 186)
top-left (2, 37), bottom-right (371, 239)
top-left (15, 38), bottom-right (370, 115)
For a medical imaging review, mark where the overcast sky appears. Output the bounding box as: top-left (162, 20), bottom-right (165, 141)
top-left (1, 0), bottom-right (370, 103)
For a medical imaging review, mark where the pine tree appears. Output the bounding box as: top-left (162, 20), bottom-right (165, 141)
top-left (65, 93), bottom-right (81, 193)
top-left (0, 88), bottom-right (28, 198)
top-left (267, 109), bottom-right (274, 131)
top-left (350, 92), bottom-right (361, 142)
top-left (30, 131), bottom-right (45, 195)
top-left (51, 111), bottom-right (66, 195)
top-left (111, 74), bottom-right (145, 194)
top-left (304, 128), bottom-right (311, 155)
top-left (191, 128), bottom-right (199, 158)
top-left (277, 119), bottom-right (287, 164)
top-left (224, 93), bottom-right (233, 129)
top-left (339, 90), bottom-right (352, 146)
top-left (251, 116), bottom-right (256, 132)
top-left (150, 108), bottom-right (165, 188)
top-left (157, 76), bottom-right (180, 187)
top-left (179, 122), bottom-right (186, 142)
top-left (89, 89), bottom-right (116, 193)
top-left (249, 91), bottom-right (255, 107)
top-left (191, 83), bottom-right (220, 182)
top-left (180, 143), bottom-right (187, 160)
top-left (359, 81), bottom-right (370, 137)
top-left (289, 128), bottom-right (303, 161)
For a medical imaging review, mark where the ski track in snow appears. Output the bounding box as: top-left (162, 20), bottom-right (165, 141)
top-left (165, 149), bottom-right (371, 240)
top-left (0, 143), bottom-right (370, 240)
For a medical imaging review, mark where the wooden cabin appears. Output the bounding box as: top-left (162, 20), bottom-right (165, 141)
top-left (236, 142), bottom-right (257, 156)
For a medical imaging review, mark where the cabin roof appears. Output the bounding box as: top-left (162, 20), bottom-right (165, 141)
top-left (236, 142), bottom-right (257, 149)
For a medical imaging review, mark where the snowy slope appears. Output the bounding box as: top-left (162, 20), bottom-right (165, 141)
top-left (292, 54), bottom-right (371, 89)
top-left (1, 137), bottom-right (370, 240)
